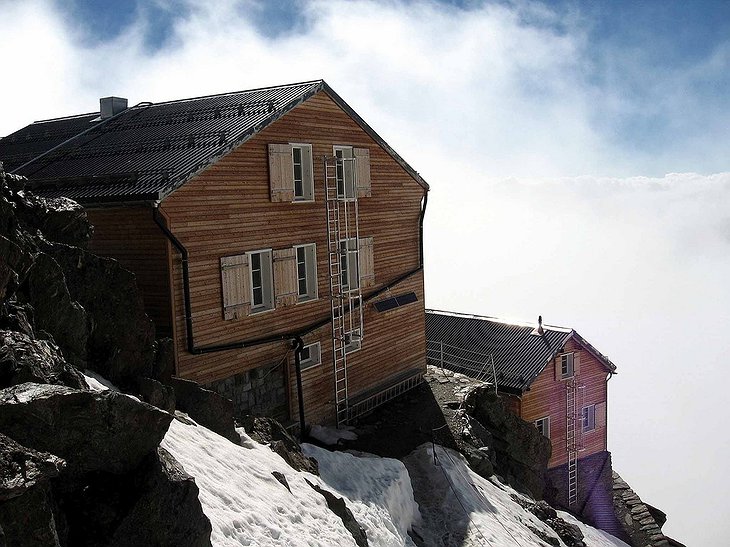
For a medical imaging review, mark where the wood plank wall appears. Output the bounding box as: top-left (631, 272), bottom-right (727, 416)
top-left (519, 337), bottom-right (609, 468)
top-left (160, 91), bottom-right (427, 423)
top-left (86, 207), bottom-right (172, 337)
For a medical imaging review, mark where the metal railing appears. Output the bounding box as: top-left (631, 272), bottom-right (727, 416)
top-left (426, 340), bottom-right (497, 389)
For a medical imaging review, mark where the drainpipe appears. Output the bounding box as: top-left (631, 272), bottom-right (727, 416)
top-left (418, 193), bottom-right (428, 267)
top-left (292, 336), bottom-right (307, 440)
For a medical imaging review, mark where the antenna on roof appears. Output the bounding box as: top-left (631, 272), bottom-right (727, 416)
top-left (530, 315), bottom-right (545, 336)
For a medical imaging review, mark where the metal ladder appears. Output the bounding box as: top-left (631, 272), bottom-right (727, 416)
top-left (566, 377), bottom-right (579, 507)
top-left (324, 155), bottom-right (363, 426)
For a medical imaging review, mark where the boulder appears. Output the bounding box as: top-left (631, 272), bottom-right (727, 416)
top-left (23, 252), bottom-right (88, 368)
top-left (17, 195), bottom-right (92, 248)
top-left (0, 300), bottom-right (34, 337)
top-left (135, 376), bottom-right (175, 414)
top-left (0, 432), bottom-right (65, 502)
top-left (464, 386), bottom-right (551, 499)
top-left (40, 242), bottom-right (155, 387)
top-left (0, 433), bottom-right (65, 547)
top-left (0, 330), bottom-right (87, 390)
top-left (0, 383), bottom-right (172, 478)
top-left (107, 447), bottom-right (212, 547)
top-left (169, 377), bottom-right (239, 444)
top-left (241, 415), bottom-right (318, 474)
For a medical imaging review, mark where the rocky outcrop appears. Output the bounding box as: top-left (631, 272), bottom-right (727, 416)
top-left (0, 433), bottom-right (65, 547)
top-left (0, 330), bottom-right (86, 390)
top-left (0, 383), bottom-right (172, 478)
top-left (241, 415), bottom-right (319, 474)
top-left (612, 471), bottom-right (673, 547)
top-left (464, 386), bottom-right (551, 499)
top-left (306, 479), bottom-right (368, 547)
top-left (170, 377), bottom-right (240, 444)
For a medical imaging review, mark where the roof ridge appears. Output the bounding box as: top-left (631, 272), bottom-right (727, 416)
top-left (32, 112), bottom-right (99, 125)
top-left (134, 79), bottom-right (324, 109)
top-left (425, 308), bottom-right (572, 332)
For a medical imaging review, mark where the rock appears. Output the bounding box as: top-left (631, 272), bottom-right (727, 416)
top-left (0, 383), bottom-right (172, 478)
top-left (271, 471), bottom-right (291, 492)
top-left (19, 195), bottom-right (92, 247)
top-left (0, 234), bottom-right (36, 302)
top-left (646, 502), bottom-right (667, 528)
top-left (306, 479), bottom-right (368, 547)
top-left (169, 377), bottom-right (239, 444)
top-left (0, 330), bottom-right (87, 390)
top-left (545, 517), bottom-right (585, 547)
top-left (0, 481), bottom-right (60, 547)
top-left (0, 301), bottom-right (34, 337)
top-left (106, 447), bottom-right (212, 547)
top-left (241, 415), bottom-right (318, 475)
top-left (0, 433), bottom-right (65, 547)
top-left (152, 337), bottom-right (175, 383)
top-left (532, 500), bottom-right (558, 521)
top-left (23, 252), bottom-right (88, 368)
top-left (463, 445), bottom-right (494, 478)
top-left (464, 386), bottom-right (551, 499)
top-left (135, 376), bottom-right (175, 414)
top-left (0, 433), bottom-right (65, 502)
top-left (40, 242), bottom-right (155, 387)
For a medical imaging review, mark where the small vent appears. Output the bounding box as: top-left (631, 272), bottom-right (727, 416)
top-left (100, 97), bottom-right (128, 119)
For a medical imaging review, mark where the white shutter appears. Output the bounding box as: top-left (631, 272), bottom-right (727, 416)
top-left (358, 237), bottom-right (375, 289)
top-left (273, 248), bottom-right (298, 307)
top-left (354, 148), bottom-right (371, 197)
top-left (220, 254), bottom-right (250, 320)
top-left (268, 143), bottom-right (294, 202)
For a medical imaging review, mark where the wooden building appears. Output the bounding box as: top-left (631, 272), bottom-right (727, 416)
top-left (425, 309), bottom-right (617, 507)
top-left (0, 81), bottom-right (429, 426)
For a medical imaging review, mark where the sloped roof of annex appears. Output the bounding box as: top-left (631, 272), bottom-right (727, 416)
top-left (0, 80), bottom-right (429, 204)
top-left (425, 309), bottom-right (616, 394)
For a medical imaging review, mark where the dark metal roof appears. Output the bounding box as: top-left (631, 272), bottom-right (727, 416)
top-left (425, 309), bottom-right (615, 393)
top-left (0, 80), bottom-right (428, 204)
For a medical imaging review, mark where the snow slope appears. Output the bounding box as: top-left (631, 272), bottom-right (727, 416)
top-left (85, 372), bottom-right (630, 547)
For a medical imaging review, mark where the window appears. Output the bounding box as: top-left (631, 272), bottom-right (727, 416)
top-left (267, 143), bottom-right (313, 202)
top-left (373, 292), bottom-right (418, 312)
top-left (295, 244), bottom-right (318, 302)
top-left (534, 417), bottom-right (550, 439)
top-left (334, 146), bottom-right (355, 199)
top-left (339, 238), bottom-right (359, 291)
top-left (344, 328), bottom-right (362, 354)
top-left (561, 353), bottom-right (574, 378)
top-left (292, 144), bottom-right (314, 201)
top-left (582, 405), bottom-right (596, 432)
top-left (249, 250), bottom-right (274, 312)
top-left (300, 342), bottom-right (321, 370)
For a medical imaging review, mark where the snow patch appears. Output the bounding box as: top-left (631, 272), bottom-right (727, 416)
top-left (309, 424), bottom-right (358, 445)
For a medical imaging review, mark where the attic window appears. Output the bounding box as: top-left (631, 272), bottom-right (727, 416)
top-left (561, 353), bottom-right (574, 378)
top-left (373, 292), bottom-right (418, 312)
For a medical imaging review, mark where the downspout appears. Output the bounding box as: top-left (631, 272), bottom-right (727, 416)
top-left (292, 336), bottom-right (307, 440)
top-left (419, 192), bottom-right (428, 267)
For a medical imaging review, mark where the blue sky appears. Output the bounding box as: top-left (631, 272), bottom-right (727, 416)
top-left (1, 1), bottom-right (729, 544)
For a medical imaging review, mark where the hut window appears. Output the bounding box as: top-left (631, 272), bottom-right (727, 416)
top-left (291, 143), bottom-right (314, 201)
top-left (249, 250), bottom-right (274, 312)
top-left (334, 145), bottom-right (355, 199)
top-left (300, 342), bottom-right (321, 369)
top-left (295, 243), bottom-right (318, 302)
top-left (339, 238), bottom-right (360, 291)
top-left (560, 353), bottom-right (574, 378)
top-left (582, 405), bottom-right (596, 432)
top-left (534, 416), bottom-right (550, 438)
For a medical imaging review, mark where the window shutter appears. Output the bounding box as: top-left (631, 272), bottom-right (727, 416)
top-left (268, 144), bottom-right (294, 202)
top-left (596, 402), bottom-right (607, 428)
top-left (573, 352), bottom-right (580, 375)
top-left (554, 357), bottom-right (559, 381)
top-left (358, 237), bottom-right (375, 288)
top-left (354, 148), bottom-right (371, 197)
top-left (302, 145), bottom-right (314, 200)
top-left (220, 254), bottom-right (250, 320)
top-left (273, 248), bottom-right (298, 307)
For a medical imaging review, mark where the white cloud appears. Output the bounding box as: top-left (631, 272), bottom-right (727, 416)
top-left (1, 0), bottom-right (728, 543)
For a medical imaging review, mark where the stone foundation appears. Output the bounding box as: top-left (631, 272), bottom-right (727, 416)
top-left (206, 362), bottom-right (288, 422)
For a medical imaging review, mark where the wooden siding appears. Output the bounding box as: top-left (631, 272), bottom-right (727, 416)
top-left (519, 337), bottom-right (609, 468)
top-left (160, 91), bottom-right (427, 422)
top-left (86, 207), bottom-right (172, 337)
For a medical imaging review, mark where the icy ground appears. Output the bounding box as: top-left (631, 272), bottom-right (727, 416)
top-left (161, 416), bottom-right (630, 547)
top-left (82, 372), bottom-right (629, 546)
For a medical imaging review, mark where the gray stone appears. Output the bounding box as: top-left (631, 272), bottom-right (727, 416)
top-left (241, 415), bottom-right (318, 475)
top-left (169, 377), bottom-right (239, 444)
top-left (0, 383), bottom-right (172, 478)
top-left (306, 479), bottom-right (368, 547)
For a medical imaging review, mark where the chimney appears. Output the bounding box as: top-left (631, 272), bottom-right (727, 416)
top-left (100, 96), bottom-right (128, 119)
top-left (530, 315), bottom-right (545, 336)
